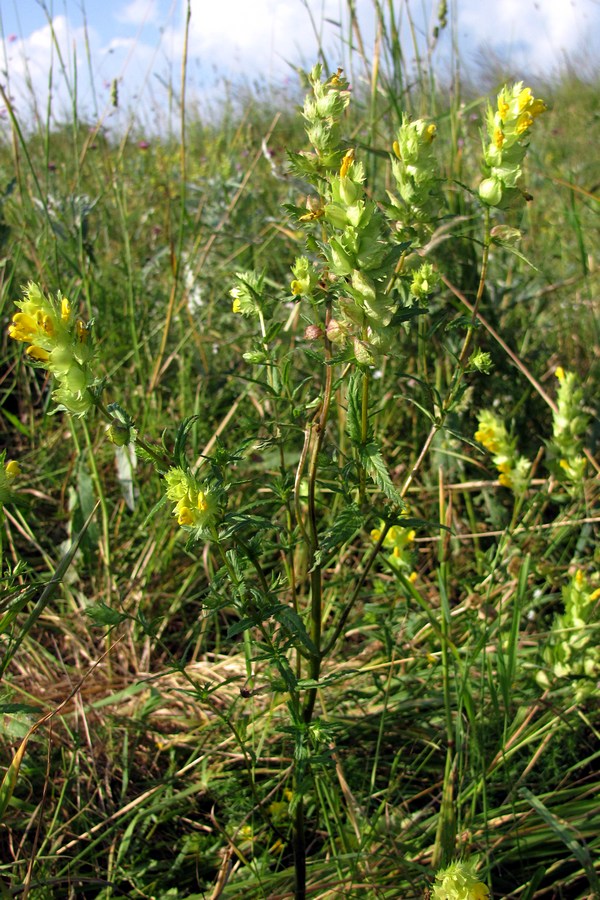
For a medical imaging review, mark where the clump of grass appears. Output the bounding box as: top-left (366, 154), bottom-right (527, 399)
top-left (1, 3), bottom-right (599, 899)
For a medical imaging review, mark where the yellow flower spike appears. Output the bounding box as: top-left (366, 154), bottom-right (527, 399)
top-left (5, 460), bottom-right (21, 478)
top-left (340, 148), bottom-right (354, 178)
top-left (432, 860), bottom-right (490, 900)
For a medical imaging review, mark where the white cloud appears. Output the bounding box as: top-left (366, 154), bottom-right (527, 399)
top-left (0, 15), bottom-right (97, 120)
top-left (455, 0), bottom-right (600, 74)
top-left (1, 0), bottom-right (598, 132)
top-left (181, 0), bottom-right (349, 76)
top-left (115, 0), bottom-right (160, 27)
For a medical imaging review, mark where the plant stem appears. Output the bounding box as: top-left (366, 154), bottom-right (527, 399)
top-left (302, 303), bottom-right (333, 723)
top-left (359, 364), bottom-right (369, 503)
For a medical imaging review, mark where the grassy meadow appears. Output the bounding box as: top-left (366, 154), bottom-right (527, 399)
top-left (0, 5), bottom-right (599, 899)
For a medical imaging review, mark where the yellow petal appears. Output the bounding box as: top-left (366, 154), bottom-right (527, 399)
top-left (339, 148), bottom-right (354, 178)
top-left (26, 345), bottom-right (51, 362)
top-left (178, 506), bottom-right (194, 526)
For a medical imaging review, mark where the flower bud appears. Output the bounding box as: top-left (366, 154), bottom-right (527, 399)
top-left (326, 318), bottom-right (347, 344)
top-left (304, 325), bottom-right (323, 341)
top-left (243, 350), bottom-right (268, 364)
top-left (107, 421), bottom-right (132, 446)
top-left (352, 337), bottom-right (374, 365)
top-left (478, 177), bottom-right (503, 206)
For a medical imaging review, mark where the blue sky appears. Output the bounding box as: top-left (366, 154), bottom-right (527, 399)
top-left (1, 0), bottom-right (599, 130)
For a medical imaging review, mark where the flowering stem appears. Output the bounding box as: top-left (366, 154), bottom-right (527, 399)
top-left (398, 207), bottom-right (493, 500)
top-left (303, 303), bottom-right (333, 722)
top-left (359, 364), bottom-right (370, 504)
top-left (290, 304), bottom-right (334, 900)
top-left (456, 206), bottom-right (491, 373)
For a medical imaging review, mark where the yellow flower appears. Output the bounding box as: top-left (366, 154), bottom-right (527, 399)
top-left (340, 148), bottom-right (354, 178)
top-left (5, 460), bottom-right (21, 478)
top-left (26, 345), bottom-right (51, 362)
top-left (1, 454), bottom-right (21, 505)
top-left (555, 366), bottom-right (565, 381)
top-left (516, 111), bottom-right (534, 135)
top-left (9, 283), bottom-right (95, 417)
top-left (164, 467), bottom-right (217, 529)
top-left (432, 860), bottom-right (490, 900)
top-left (517, 86), bottom-right (533, 110)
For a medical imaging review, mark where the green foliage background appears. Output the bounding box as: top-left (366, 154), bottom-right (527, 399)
top-left (0, 5), bottom-right (598, 898)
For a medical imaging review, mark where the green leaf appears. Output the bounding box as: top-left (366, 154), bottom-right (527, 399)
top-left (360, 443), bottom-right (401, 504)
top-left (227, 616), bottom-right (259, 639)
top-left (173, 416), bottom-right (199, 468)
top-left (346, 371), bottom-right (365, 444)
top-left (312, 503), bottom-right (363, 569)
top-left (0, 704), bottom-right (42, 715)
top-left (520, 787), bottom-right (600, 894)
top-left (0, 407), bottom-right (32, 438)
top-left (73, 460), bottom-right (100, 563)
top-left (272, 604), bottom-right (319, 657)
top-left (86, 603), bottom-right (128, 627)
